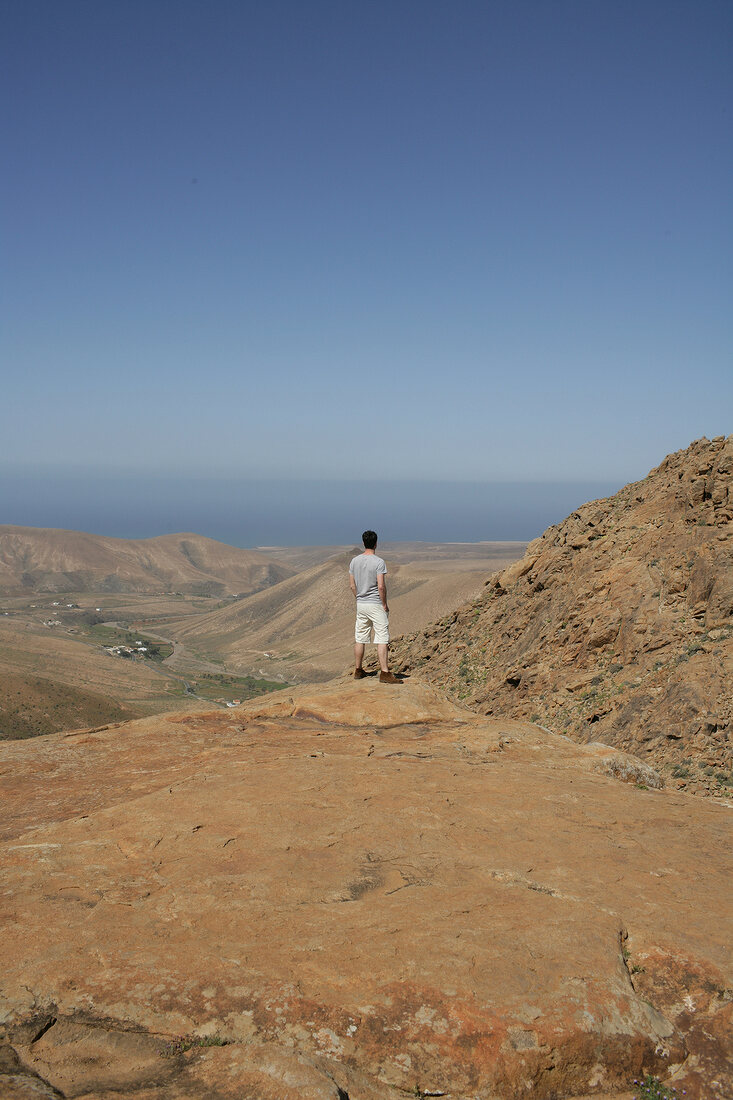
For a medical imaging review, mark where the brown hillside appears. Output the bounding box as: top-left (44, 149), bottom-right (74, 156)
top-left (0, 527), bottom-right (293, 596)
top-left (389, 436), bottom-right (733, 798)
top-left (169, 550), bottom-right (357, 659)
top-left (0, 668), bottom-right (137, 740)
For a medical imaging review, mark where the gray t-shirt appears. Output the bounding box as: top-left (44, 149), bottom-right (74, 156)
top-left (349, 553), bottom-right (387, 604)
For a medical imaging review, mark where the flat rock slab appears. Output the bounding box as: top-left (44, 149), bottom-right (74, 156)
top-left (1, 678), bottom-right (731, 1099)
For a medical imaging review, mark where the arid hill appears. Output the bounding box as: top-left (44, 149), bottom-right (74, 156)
top-left (0, 615), bottom-right (202, 741)
top-left (389, 437), bottom-right (732, 797)
top-left (0, 667), bottom-right (137, 740)
top-left (166, 546), bottom-right (523, 682)
top-left (1, 678), bottom-right (730, 1099)
top-left (0, 527), bottom-right (293, 596)
top-left (256, 541), bottom-right (527, 574)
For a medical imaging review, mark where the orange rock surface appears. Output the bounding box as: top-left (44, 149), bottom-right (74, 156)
top-left (1, 677), bottom-right (731, 1098)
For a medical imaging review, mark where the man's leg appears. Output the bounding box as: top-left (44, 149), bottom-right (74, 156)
top-left (375, 609), bottom-right (400, 684)
top-left (354, 605), bottom-right (368, 677)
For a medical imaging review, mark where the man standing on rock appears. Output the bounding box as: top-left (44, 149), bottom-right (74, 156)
top-left (349, 531), bottom-right (401, 684)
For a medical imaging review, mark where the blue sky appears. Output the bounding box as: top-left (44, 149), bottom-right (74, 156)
top-left (2, 1), bottom-right (731, 540)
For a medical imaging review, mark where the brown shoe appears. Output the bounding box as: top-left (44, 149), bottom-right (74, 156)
top-left (354, 668), bottom-right (366, 679)
top-left (379, 671), bottom-right (401, 685)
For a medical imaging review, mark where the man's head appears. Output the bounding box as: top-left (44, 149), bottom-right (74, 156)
top-left (362, 530), bottom-right (378, 550)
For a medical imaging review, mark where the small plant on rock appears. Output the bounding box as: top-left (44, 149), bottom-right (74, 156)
top-left (632, 1074), bottom-right (685, 1099)
top-left (160, 1034), bottom-right (227, 1058)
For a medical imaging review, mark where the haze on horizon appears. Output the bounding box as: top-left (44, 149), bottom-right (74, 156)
top-left (1, 470), bottom-right (622, 546)
top-left (2, 1), bottom-right (731, 543)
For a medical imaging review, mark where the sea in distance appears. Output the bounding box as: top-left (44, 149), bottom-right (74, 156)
top-left (2, 468), bottom-right (623, 547)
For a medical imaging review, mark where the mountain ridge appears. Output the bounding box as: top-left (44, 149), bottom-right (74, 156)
top-left (0, 526), bottom-right (293, 596)
top-left (388, 436), bottom-right (732, 797)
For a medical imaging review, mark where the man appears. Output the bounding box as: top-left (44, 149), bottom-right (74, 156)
top-left (349, 530), bottom-right (401, 684)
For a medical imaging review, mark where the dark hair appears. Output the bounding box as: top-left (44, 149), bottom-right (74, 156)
top-left (362, 530), bottom-right (378, 549)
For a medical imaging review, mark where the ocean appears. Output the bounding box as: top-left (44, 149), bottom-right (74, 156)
top-left (1, 469), bottom-right (623, 546)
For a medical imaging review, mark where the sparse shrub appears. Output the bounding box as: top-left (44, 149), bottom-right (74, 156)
top-left (160, 1034), bottom-right (227, 1058)
top-left (458, 655), bottom-right (475, 684)
top-left (80, 611), bottom-right (105, 627)
top-left (631, 1074), bottom-right (684, 1099)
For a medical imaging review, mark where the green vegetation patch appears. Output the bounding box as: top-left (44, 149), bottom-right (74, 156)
top-left (87, 624), bottom-right (174, 660)
top-left (190, 672), bottom-right (284, 703)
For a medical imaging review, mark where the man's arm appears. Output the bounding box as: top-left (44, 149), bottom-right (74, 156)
top-left (349, 575), bottom-right (357, 599)
top-left (377, 573), bottom-right (388, 613)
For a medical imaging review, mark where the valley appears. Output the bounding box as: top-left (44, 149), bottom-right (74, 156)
top-left (0, 591), bottom-right (285, 739)
top-left (0, 540), bottom-right (525, 740)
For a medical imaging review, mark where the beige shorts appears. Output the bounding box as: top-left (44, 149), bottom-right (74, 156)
top-left (355, 602), bottom-right (389, 644)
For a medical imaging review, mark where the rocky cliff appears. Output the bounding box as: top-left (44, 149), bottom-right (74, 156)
top-left (389, 437), bottom-right (732, 797)
top-left (1, 678), bottom-right (731, 1099)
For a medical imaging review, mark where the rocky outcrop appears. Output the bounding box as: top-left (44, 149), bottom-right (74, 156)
top-left (389, 437), bottom-right (733, 797)
top-left (1, 678), bottom-right (731, 1098)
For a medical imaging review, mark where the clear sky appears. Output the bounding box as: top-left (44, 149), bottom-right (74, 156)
top-left (2, 1), bottom-right (731, 541)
